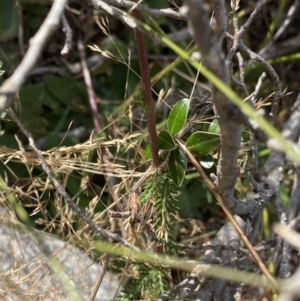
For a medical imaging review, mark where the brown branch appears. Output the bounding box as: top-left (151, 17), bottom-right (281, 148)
top-left (132, 9), bottom-right (159, 168)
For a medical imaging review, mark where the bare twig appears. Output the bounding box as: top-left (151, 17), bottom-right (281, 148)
top-left (0, 0), bottom-right (68, 114)
top-left (91, 1), bottom-right (139, 31)
top-left (88, 254), bottom-right (110, 301)
top-left (91, 0), bottom-right (185, 20)
top-left (250, 72), bottom-right (266, 177)
top-left (78, 38), bottom-right (101, 131)
top-left (61, 13), bottom-right (73, 55)
top-left (78, 38), bottom-right (121, 215)
top-left (225, 32), bottom-right (282, 124)
top-left (232, 52), bottom-right (249, 96)
top-left (259, 0), bottom-right (300, 57)
top-left (226, 0), bottom-right (265, 63)
top-left (260, 34), bottom-right (300, 61)
top-left (16, 1), bottom-right (25, 56)
top-left (251, 72), bottom-right (266, 105)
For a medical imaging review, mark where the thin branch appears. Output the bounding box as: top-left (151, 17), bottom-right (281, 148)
top-left (250, 72), bottom-right (266, 177)
top-left (132, 9), bottom-right (159, 168)
top-left (251, 72), bottom-right (266, 104)
top-left (259, 0), bottom-right (300, 57)
top-left (78, 38), bottom-right (120, 213)
top-left (78, 38), bottom-right (101, 131)
top-left (232, 52), bottom-right (249, 96)
top-left (0, 0), bottom-right (68, 114)
top-left (16, 1), bottom-right (25, 56)
top-left (61, 13), bottom-right (73, 55)
top-left (225, 32), bottom-right (282, 124)
top-left (88, 254), bottom-right (110, 301)
top-left (226, 0), bottom-right (265, 63)
top-left (92, 0), bottom-right (185, 20)
top-left (91, 0), bottom-right (138, 30)
top-left (158, 278), bottom-right (190, 300)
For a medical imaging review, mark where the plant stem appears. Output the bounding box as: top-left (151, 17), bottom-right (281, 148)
top-left (132, 9), bottom-right (159, 168)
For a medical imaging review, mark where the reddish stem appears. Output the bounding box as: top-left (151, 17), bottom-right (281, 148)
top-left (132, 10), bottom-right (159, 168)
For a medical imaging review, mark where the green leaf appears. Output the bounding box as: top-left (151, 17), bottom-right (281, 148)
top-left (44, 75), bottom-right (88, 111)
top-left (200, 155), bottom-right (214, 169)
top-left (144, 144), bottom-right (151, 161)
top-left (19, 84), bottom-right (49, 136)
top-left (0, 134), bottom-right (19, 149)
top-left (187, 131), bottom-right (220, 156)
top-left (168, 148), bottom-right (187, 187)
top-left (157, 130), bottom-right (175, 150)
top-left (208, 119), bottom-right (220, 134)
top-left (167, 98), bottom-right (190, 135)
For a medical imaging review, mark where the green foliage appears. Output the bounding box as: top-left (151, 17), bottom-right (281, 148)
top-left (142, 21), bottom-right (300, 165)
top-left (168, 147), bottom-right (187, 187)
top-left (133, 88), bottom-right (146, 112)
top-left (167, 98), bottom-right (190, 135)
top-left (157, 130), bottom-right (176, 150)
top-left (140, 172), bottom-right (181, 254)
top-left (115, 263), bottom-right (167, 300)
top-left (187, 131), bottom-right (220, 156)
top-left (208, 119), bottom-right (220, 134)
top-left (144, 144), bottom-right (151, 161)
top-left (153, 173), bottom-right (180, 254)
